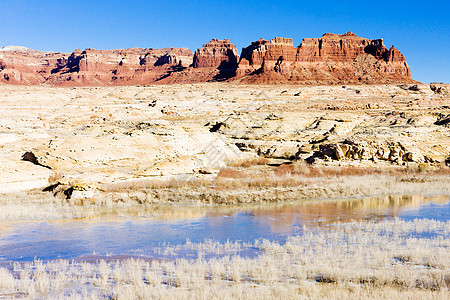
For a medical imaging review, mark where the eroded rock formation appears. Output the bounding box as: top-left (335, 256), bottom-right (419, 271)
top-left (193, 39), bottom-right (239, 69)
top-left (46, 47), bottom-right (194, 86)
top-left (239, 32), bottom-right (412, 84)
top-left (0, 59), bottom-right (6, 70)
top-left (0, 47), bottom-right (67, 85)
top-left (1, 84), bottom-right (448, 196)
top-left (0, 32), bottom-right (416, 86)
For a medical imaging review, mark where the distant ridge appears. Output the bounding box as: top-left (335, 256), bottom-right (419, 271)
top-left (0, 32), bottom-right (416, 86)
top-left (0, 46), bottom-right (38, 52)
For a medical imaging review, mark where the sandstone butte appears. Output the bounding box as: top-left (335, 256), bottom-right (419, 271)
top-left (0, 32), bottom-right (415, 86)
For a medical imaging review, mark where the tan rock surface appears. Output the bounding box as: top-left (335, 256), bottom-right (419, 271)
top-left (0, 83), bottom-right (448, 197)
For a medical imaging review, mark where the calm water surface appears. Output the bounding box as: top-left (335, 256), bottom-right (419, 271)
top-left (0, 194), bottom-right (448, 262)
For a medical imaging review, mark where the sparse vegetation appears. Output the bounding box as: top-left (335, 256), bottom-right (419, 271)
top-left (2, 172), bottom-right (448, 217)
top-left (0, 219), bottom-right (448, 299)
top-left (98, 163), bottom-right (450, 191)
top-left (217, 168), bottom-right (246, 179)
top-left (274, 161), bottom-right (450, 177)
top-left (93, 164), bottom-right (450, 206)
top-left (228, 157), bottom-right (270, 168)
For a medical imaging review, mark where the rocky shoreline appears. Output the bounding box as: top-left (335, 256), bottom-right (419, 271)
top-left (2, 174), bottom-right (449, 216)
top-left (89, 174), bottom-right (449, 209)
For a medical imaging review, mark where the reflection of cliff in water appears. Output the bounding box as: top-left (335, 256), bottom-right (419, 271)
top-left (3, 195), bottom-right (444, 236)
top-left (137, 195), bottom-right (448, 224)
top-left (0, 195), bottom-right (447, 262)
top-left (240, 195), bottom-right (449, 234)
top-left (110, 194), bottom-right (448, 227)
top-left (97, 194), bottom-right (447, 236)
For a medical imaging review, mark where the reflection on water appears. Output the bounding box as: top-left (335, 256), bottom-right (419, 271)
top-left (0, 194), bottom-right (448, 262)
top-left (246, 194), bottom-right (449, 234)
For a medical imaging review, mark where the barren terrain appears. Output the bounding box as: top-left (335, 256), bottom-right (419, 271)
top-left (0, 83), bottom-right (449, 299)
top-left (1, 83), bottom-right (449, 205)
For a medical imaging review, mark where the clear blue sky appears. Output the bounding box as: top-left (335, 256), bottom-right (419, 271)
top-left (1, 0), bottom-right (449, 83)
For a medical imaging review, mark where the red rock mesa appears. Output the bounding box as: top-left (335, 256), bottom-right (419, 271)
top-left (0, 32), bottom-right (414, 86)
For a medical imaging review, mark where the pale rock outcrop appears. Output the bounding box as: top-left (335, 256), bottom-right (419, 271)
top-left (430, 83), bottom-right (449, 95)
top-left (0, 84), bottom-right (448, 196)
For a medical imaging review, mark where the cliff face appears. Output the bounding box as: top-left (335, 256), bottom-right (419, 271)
top-left (193, 39), bottom-right (239, 69)
top-left (297, 32), bottom-right (381, 62)
top-left (298, 32), bottom-right (410, 77)
top-left (239, 32), bottom-right (412, 84)
top-left (0, 47), bottom-right (68, 85)
top-left (238, 37), bottom-right (297, 78)
top-left (45, 47), bottom-right (194, 86)
top-left (0, 32), bottom-right (415, 86)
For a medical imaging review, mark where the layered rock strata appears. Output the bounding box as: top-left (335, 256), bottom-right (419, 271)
top-left (238, 32), bottom-right (412, 84)
top-left (0, 32), bottom-right (415, 86)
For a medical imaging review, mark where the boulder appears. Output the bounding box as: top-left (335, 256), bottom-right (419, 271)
top-left (311, 140), bottom-right (428, 165)
top-left (403, 150), bottom-right (423, 162)
top-left (435, 114), bottom-right (450, 126)
top-left (317, 143), bottom-right (347, 160)
top-left (430, 83), bottom-right (449, 95)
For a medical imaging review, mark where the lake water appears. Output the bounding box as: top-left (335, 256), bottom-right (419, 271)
top-left (0, 194), bottom-right (448, 262)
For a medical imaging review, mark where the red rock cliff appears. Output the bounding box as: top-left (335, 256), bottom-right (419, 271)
top-left (45, 47), bottom-right (194, 86)
top-left (193, 39), bottom-right (239, 69)
top-left (0, 32), bottom-right (415, 86)
top-left (239, 32), bottom-right (412, 84)
top-left (0, 47), bottom-right (68, 85)
top-left (238, 37), bottom-right (297, 77)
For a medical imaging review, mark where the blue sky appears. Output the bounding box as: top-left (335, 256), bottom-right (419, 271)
top-left (1, 0), bottom-right (449, 83)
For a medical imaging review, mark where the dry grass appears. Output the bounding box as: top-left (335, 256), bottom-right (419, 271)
top-left (214, 175), bottom-right (303, 190)
top-left (0, 218), bottom-right (448, 299)
top-left (217, 168), bottom-right (246, 179)
top-left (228, 157), bottom-right (270, 168)
top-left (98, 177), bottom-right (211, 192)
top-left (99, 165), bottom-right (450, 193)
top-left (275, 164), bottom-right (380, 177)
top-left (2, 173), bottom-right (448, 215)
top-left (275, 161), bottom-right (450, 178)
